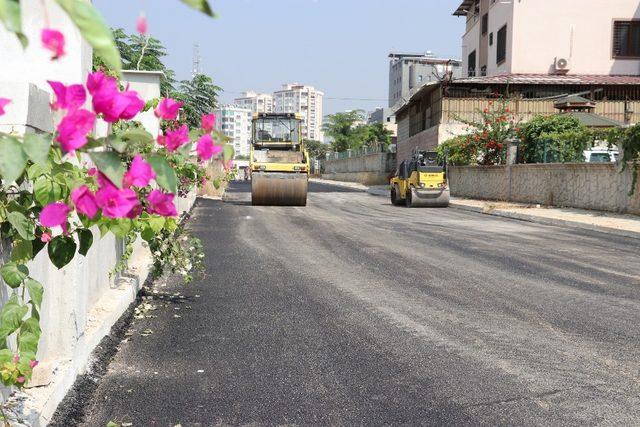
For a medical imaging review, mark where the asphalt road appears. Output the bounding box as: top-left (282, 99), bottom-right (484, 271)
top-left (72, 180), bottom-right (640, 426)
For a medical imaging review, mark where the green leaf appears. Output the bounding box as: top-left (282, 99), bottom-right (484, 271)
top-left (0, 135), bottom-right (27, 183)
top-left (89, 151), bottom-right (125, 188)
top-left (34, 176), bottom-right (64, 206)
top-left (98, 222), bottom-right (110, 238)
top-left (0, 0), bottom-right (28, 48)
top-left (147, 155), bottom-right (177, 193)
top-left (54, 0), bottom-right (121, 72)
top-left (140, 226), bottom-right (154, 242)
top-left (7, 211), bottom-right (35, 241)
top-left (107, 136), bottom-right (128, 153)
top-left (0, 349), bottom-right (13, 363)
top-left (0, 295), bottom-right (28, 339)
top-left (179, 0), bottom-right (215, 17)
top-left (109, 219), bottom-right (131, 238)
top-left (0, 263), bottom-right (28, 288)
top-left (77, 228), bottom-right (93, 256)
top-left (223, 144), bottom-right (234, 162)
top-left (121, 128), bottom-right (153, 145)
top-left (47, 235), bottom-right (77, 269)
top-left (25, 279), bottom-right (43, 308)
top-left (23, 133), bottom-right (51, 165)
top-left (147, 216), bottom-right (165, 233)
top-left (27, 163), bottom-right (52, 180)
top-left (11, 239), bottom-right (32, 264)
top-left (32, 237), bottom-right (46, 258)
top-left (212, 177), bottom-right (221, 189)
top-left (17, 316), bottom-right (41, 355)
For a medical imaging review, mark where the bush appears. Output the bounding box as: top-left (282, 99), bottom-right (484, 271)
top-left (519, 115), bottom-right (587, 163)
top-left (437, 135), bottom-right (477, 166)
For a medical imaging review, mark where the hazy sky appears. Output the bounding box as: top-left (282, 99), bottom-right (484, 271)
top-left (94, 0), bottom-right (464, 115)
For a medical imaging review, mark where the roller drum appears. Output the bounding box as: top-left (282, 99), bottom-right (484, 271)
top-left (408, 187), bottom-right (450, 208)
top-left (251, 172), bottom-right (308, 206)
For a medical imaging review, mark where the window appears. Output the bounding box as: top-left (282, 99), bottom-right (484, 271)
top-left (497, 24), bottom-right (507, 64)
top-left (613, 21), bottom-right (640, 58)
top-left (481, 13), bottom-right (488, 35)
top-left (468, 50), bottom-right (476, 77)
top-left (489, 32), bottom-right (494, 46)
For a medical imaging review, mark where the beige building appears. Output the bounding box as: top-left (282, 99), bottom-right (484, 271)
top-left (233, 91), bottom-right (273, 113)
top-left (456, 0), bottom-right (640, 78)
top-left (273, 83), bottom-right (324, 141)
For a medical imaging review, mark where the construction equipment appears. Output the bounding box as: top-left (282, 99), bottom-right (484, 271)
top-left (250, 113), bottom-right (309, 206)
top-left (390, 150), bottom-right (450, 207)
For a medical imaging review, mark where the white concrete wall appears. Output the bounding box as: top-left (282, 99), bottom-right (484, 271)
top-left (0, 0), bottom-right (92, 92)
top-left (512, 0), bottom-right (640, 75)
top-left (460, 0), bottom-right (640, 76)
top-left (449, 163), bottom-right (640, 214)
top-left (121, 70), bottom-right (163, 136)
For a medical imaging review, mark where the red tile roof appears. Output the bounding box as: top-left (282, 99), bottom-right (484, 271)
top-left (452, 74), bottom-right (640, 85)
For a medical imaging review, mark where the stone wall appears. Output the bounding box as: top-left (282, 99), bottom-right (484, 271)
top-left (449, 163), bottom-right (640, 214)
top-left (321, 152), bottom-right (395, 185)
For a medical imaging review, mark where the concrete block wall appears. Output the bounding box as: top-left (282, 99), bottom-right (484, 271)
top-left (321, 152), bottom-right (396, 185)
top-left (449, 163), bottom-right (640, 214)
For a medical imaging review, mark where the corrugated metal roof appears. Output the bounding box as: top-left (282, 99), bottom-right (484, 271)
top-left (452, 74), bottom-right (640, 85)
top-left (565, 112), bottom-right (623, 128)
top-left (453, 0), bottom-right (474, 16)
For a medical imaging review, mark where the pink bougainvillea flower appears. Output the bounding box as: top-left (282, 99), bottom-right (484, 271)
top-left (123, 155), bottom-right (155, 187)
top-left (40, 231), bottom-right (52, 243)
top-left (224, 159), bottom-right (234, 171)
top-left (16, 376), bottom-right (24, 384)
top-left (126, 203), bottom-right (143, 219)
top-left (71, 185), bottom-right (99, 218)
top-left (0, 98), bottom-right (10, 116)
top-left (136, 13), bottom-right (148, 35)
top-left (146, 190), bottom-right (177, 217)
top-left (95, 185), bottom-right (139, 218)
top-left (87, 167), bottom-right (97, 176)
top-left (55, 108), bottom-right (96, 152)
top-left (13, 355), bottom-right (19, 363)
top-left (86, 71), bottom-right (144, 122)
top-left (96, 171), bottom-right (118, 189)
top-left (47, 81), bottom-right (86, 111)
top-left (201, 113), bottom-right (216, 132)
top-left (154, 98), bottom-right (183, 120)
top-left (196, 134), bottom-right (221, 161)
top-left (157, 124), bottom-right (189, 152)
top-left (41, 28), bottom-right (65, 59)
top-left (29, 360), bottom-right (39, 369)
top-left (39, 203), bottom-right (70, 233)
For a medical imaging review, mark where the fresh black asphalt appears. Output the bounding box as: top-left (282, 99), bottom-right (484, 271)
top-left (61, 180), bottom-right (640, 425)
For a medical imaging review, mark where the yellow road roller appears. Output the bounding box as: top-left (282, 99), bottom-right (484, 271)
top-left (250, 113), bottom-right (309, 206)
top-left (390, 150), bottom-right (450, 207)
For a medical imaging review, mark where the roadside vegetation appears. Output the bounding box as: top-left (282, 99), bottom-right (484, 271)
top-left (322, 110), bottom-right (393, 155)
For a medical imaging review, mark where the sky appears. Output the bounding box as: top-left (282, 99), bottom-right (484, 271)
top-left (94, 0), bottom-right (465, 115)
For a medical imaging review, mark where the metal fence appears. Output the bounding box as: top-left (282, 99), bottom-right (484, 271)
top-left (325, 144), bottom-right (387, 161)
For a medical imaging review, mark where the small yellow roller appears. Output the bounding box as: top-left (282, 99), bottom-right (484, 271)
top-left (390, 150), bottom-right (450, 208)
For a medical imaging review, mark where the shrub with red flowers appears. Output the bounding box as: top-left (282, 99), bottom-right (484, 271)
top-left (0, 0), bottom-right (223, 389)
top-left (441, 98), bottom-right (519, 166)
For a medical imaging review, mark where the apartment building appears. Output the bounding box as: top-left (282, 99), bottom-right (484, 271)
top-left (233, 91), bottom-right (273, 113)
top-left (273, 83), bottom-right (324, 141)
top-left (368, 107), bottom-right (397, 137)
top-left (455, 0), bottom-right (640, 78)
top-left (213, 105), bottom-right (252, 157)
top-left (388, 52), bottom-right (463, 108)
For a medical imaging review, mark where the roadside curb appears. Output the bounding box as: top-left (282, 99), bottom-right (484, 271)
top-left (448, 202), bottom-right (640, 240)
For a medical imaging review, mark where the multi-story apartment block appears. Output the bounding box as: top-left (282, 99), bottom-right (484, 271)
top-left (388, 53), bottom-right (462, 108)
top-left (273, 83), bottom-right (324, 141)
top-left (368, 107), bottom-right (397, 137)
top-left (455, 0), bottom-right (640, 78)
top-left (213, 105), bottom-right (252, 158)
top-left (233, 91), bottom-right (273, 113)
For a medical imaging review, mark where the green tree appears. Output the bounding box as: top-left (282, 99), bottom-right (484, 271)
top-left (304, 139), bottom-right (330, 159)
top-left (173, 74), bottom-right (221, 129)
top-left (519, 114), bottom-right (588, 163)
top-left (364, 121), bottom-right (393, 150)
top-left (322, 110), bottom-right (366, 152)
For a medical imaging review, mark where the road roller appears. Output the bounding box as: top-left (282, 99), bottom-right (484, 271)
top-left (250, 113), bottom-right (309, 206)
top-left (390, 149), bottom-right (450, 207)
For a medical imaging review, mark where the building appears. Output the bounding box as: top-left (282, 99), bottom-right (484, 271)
top-left (455, 0), bottom-right (640, 78)
top-left (388, 52), bottom-right (463, 108)
top-left (214, 105), bottom-right (252, 157)
top-left (368, 107), bottom-right (397, 137)
top-left (393, 1), bottom-right (640, 165)
top-left (273, 83), bottom-right (324, 141)
top-left (233, 91), bottom-right (273, 113)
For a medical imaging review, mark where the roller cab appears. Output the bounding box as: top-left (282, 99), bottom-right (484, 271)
top-left (390, 150), bottom-right (450, 207)
top-left (250, 113), bottom-right (309, 206)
